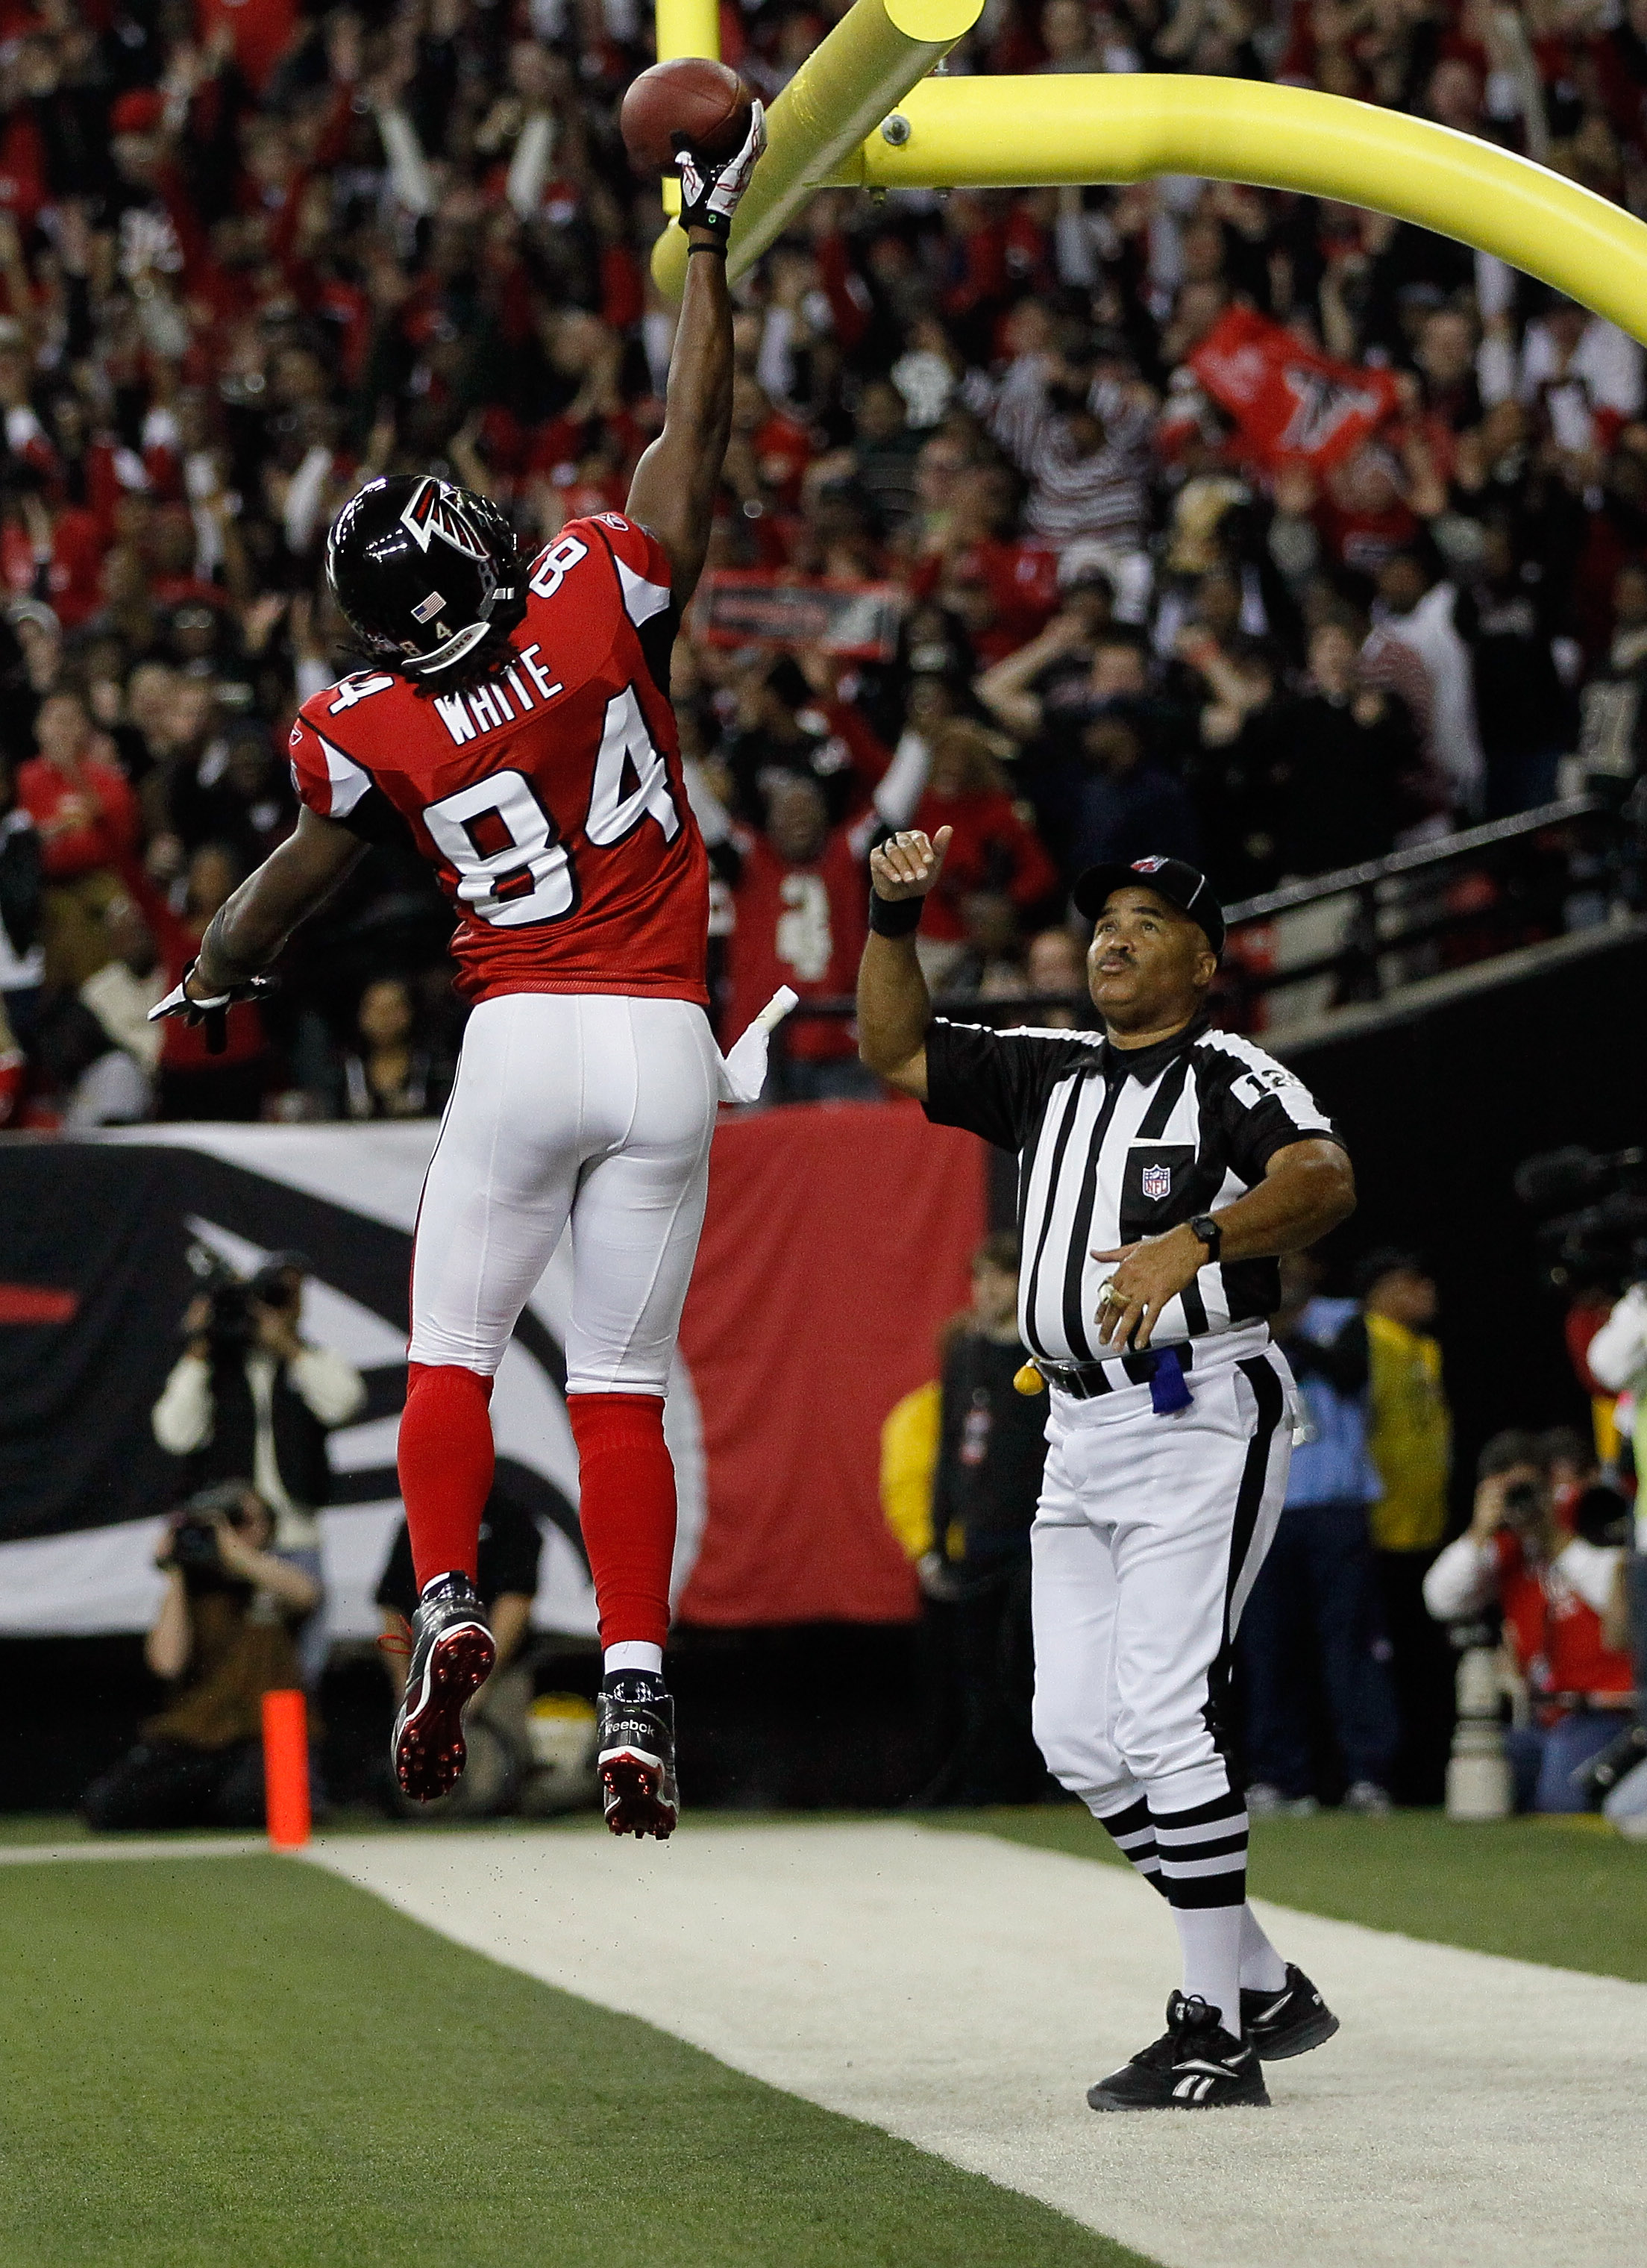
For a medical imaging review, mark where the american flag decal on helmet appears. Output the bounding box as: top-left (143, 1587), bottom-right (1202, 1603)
top-left (398, 478), bottom-right (490, 562)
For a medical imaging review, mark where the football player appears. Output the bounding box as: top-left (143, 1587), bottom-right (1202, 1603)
top-left (151, 107), bottom-right (768, 1839)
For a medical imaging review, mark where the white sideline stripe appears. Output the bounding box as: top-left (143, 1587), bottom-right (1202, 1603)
top-left (306, 1820), bottom-right (1647, 2268)
top-left (0, 1836), bottom-right (267, 1865)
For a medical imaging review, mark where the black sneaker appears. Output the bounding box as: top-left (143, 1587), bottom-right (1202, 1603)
top-left (1240, 1962), bottom-right (1340, 2061)
top-left (391, 1573), bottom-right (495, 1802)
top-left (597, 1673), bottom-right (679, 1840)
top-left (1087, 1992), bottom-right (1270, 2112)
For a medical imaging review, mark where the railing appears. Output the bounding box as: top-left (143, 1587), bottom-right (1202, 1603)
top-left (765, 788), bottom-right (1644, 1055)
top-left (1216, 793), bottom-right (1637, 1024)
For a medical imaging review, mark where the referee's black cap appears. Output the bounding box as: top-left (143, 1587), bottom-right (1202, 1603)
top-left (1072, 855), bottom-right (1226, 956)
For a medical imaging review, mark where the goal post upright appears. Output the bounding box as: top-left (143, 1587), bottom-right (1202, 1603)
top-left (648, 0), bottom-right (984, 295)
top-left (822, 72), bottom-right (1647, 349)
top-left (645, 0), bottom-right (1647, 346)
top-left (653, 0), bottom-right (721, 217)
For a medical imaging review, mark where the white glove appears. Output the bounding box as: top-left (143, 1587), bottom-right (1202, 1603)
top-left (675, 98), bottom-right (766, 242)
top-left (717, 985), bottom-right (797, 1105)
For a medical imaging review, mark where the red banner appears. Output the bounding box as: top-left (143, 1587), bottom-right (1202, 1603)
top-left (677, 1100), bottom-right (986, 1626)
top-left (1188, 306), bottom-right (1399, 472)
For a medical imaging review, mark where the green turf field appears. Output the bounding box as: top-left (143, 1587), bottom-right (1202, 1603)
top-left (0, 1851), bottom-right (1147, 2268)
top-left (964, 1805), bottom-right (1647, 1985)
top-left (2, 1808), bottom-right (1640, 2267)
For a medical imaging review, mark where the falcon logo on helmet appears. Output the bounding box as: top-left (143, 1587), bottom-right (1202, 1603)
top-left (325, 473), bottom-right (528, 686)
top-left (398, 478), bottom-right (492, 563)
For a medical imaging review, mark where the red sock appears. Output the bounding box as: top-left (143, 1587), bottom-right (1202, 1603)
top-left (566, 1392), bottom-right (676, 1653)
top-left (398, 1362), bottom-right (495, 1591)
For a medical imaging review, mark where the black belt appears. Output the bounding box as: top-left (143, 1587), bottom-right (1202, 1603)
top-left (1035, 1343), bottom-right (1198, 1400)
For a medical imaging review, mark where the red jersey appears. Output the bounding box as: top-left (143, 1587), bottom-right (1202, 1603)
top-left (725, 827), bottom-right (865, 1062)
top-left (907, 785), bottom-right (1060, 944)
top-left (16, 755), bottom-right (141, 881)
top-left (289, 514), bottom-right (709, 1006)
top-left (1493, 1531), bottom-right (1633, 1714)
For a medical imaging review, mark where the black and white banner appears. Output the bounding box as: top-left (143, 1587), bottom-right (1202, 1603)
top-left (0, 1126), bottom-right (706, 1646)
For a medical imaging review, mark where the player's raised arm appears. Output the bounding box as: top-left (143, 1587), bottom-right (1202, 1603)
top-left (625, 104), bottom-right (765, 607)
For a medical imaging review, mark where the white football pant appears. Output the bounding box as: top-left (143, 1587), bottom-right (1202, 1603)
top-left (408, 992), bottom-right (720, 1393)
top-left (1031, 1331), bottom-right (1296, 1840)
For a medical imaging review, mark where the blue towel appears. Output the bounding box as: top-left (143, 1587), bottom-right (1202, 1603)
top-left (1148, 1347), bottom-right (1193, 1416)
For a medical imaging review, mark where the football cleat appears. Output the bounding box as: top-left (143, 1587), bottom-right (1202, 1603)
top-left (391, 1573), bottom-right (495, 1802)
top-left (597, 1673), bottom-right (679, 1840)
top-left (1240, 1962), bottom-right (1340, 2061)
top-left (1087, 1992), bottom-right (1270, 2112)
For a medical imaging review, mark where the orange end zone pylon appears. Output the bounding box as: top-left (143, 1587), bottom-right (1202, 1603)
top-left (262, 1688), bottom-right (312, 1849)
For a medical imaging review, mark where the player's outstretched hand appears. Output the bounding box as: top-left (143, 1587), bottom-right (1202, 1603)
top-left (676, 99), bottom-right (766, 240)
top-left (870, 825), bottom-right (953, 903)
top-left (148, 959), bottom-right (274, 1056)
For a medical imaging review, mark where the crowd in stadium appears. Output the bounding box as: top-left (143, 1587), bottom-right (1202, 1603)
top-left (0, 0), bottom-right (1645, 1124)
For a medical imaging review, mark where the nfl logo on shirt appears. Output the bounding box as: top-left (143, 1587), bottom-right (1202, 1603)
top-left (1142, 1162), bottom-right (1173, 1201)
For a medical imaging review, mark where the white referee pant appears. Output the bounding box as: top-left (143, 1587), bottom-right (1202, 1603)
top-left (407, 993), bottom-right (720, 1394)
top-left (1030, 1327), bottom-right (1295, 1905)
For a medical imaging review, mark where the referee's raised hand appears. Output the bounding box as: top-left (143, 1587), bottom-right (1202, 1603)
top-left (870, 825), bottom-right (953, 900)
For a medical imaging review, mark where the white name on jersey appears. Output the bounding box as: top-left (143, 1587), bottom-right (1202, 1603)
top-left (433, 642), bottom-right (565, 748)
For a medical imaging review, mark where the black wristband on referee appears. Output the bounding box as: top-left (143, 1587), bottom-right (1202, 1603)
top-left (868, 891), bottom-right (923, 939)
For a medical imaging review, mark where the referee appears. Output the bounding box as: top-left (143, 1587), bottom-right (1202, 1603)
top-left (859, 833), bottom-right (1356, 2112)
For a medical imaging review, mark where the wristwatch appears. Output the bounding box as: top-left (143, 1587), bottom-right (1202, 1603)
top-left (1188, 1214), bottom-right (1223, 1264)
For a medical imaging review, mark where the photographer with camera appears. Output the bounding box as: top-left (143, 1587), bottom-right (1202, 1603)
top-left (81, 1482), bottom-right (323, 1830)
top-left (1424, 1431), bottom-right (1634, 1812)
top-left (151, 1253), bottom-right (365, 1611)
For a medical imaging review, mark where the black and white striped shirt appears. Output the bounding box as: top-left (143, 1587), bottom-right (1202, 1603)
top-left (924, 1013), bottom-right (1342, 1367)
top-left (988, 359), bottom-right (1155, 552)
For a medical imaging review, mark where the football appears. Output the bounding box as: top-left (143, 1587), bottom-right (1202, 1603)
top-left (621, 56), bottom-right (754, 177)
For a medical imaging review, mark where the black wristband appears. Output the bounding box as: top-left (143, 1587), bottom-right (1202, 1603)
top-left (868, 892), bottom-right (923, 939)
top-left (686, 238), bottom-right (728, 257)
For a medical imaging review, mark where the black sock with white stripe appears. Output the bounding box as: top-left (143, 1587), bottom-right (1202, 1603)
top-left (1152, 1785), bottom-right (1249, 1906)
top-left (1093, 1796), bottom-right (1170, 1897)
top-left (1152, 1785), bottom-right (1249, 2037)
top-left (1097, 1795), bottom-right (1289, 1987)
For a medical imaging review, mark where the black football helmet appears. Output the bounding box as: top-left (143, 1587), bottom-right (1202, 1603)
top-left (324, 474), bottom-right (527, 680)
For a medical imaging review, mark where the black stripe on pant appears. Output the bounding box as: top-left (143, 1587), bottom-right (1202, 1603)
top-left (1200, 1354), bottom-right (1287, 1770)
